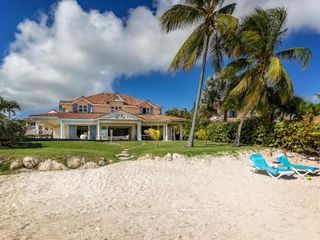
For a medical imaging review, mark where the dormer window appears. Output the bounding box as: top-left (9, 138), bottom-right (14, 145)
top-left (78, 105), bottom-right (88, 112)
top-left (111, 106), bottom-right (122, 112)
top-left (142, 107), bottom-right (150, 114)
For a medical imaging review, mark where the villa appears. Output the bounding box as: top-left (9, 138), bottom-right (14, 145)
top-left (29, 93), bottom-right (185, 141)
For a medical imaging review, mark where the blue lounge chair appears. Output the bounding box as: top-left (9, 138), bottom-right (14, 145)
top-left (249, 153), bottom-right (295, 179)
top-left (277, 154), bottom-right (320, 177)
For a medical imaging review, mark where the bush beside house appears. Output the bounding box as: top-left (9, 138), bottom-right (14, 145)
top-left (206, 118), bottom-right (320, 156)
top-left (0, 119), bottom-right (25, 147)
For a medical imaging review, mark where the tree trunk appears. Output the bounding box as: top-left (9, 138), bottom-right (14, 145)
top-left (186, 35), bottom-right (210, 148)
top-left (223, 111), bottom-right (227, 122)
top-left (8, 111), bottom-right (11, 120)
top-left (234, 117), bottom-right (245, 147)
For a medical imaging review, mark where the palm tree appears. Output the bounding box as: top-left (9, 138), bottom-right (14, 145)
top-left (160, 0), bottom-right (238, 147)
top-left (219, 8), bottom-right (311, 146)
top-left (5, 100), bottom-right (21, 119)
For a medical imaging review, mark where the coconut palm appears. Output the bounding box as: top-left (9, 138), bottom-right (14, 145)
top-left (219, 8), bottom-right (311, 146)
top-left (160, 0), bottom-right (238, 147)
top-left (5, 100), bottom-right (21, 119)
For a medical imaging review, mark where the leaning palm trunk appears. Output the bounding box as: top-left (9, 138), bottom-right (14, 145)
top-left (186, 36), bottom-right (210, 147)
top-left (234, 112), bottom-right (248, 146)
top-left (234, 117), bottom-right (244, 146)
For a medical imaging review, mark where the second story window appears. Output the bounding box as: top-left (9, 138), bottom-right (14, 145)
top-left (111, 106), bottom-right (122, 112)
top-left (142, 108), bottom-right (150, 114)
top-left (78, 105), bottom-right (88, 113)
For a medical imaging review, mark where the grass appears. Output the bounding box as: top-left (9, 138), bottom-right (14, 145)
top-left (0, 140), bottom-right (262, 174)
top-left (128, 141), bottom-right (261, 158)
top-left (0, 141), bottom-right (141, 163)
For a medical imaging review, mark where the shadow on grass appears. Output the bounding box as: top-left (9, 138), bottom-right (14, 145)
top-left (0, 142), bottom-right (44, 149)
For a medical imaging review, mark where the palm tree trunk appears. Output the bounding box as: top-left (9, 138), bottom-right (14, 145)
top-left (186, 35), bottom-right (210, 148)
top-left (223, 111), bottom-right (227, 121)
top-left (8, 111), bottom-right (11, 120)
top-left (234, 113), bottom-right (246, 147)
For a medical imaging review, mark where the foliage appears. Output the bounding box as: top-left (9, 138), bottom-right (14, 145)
top-left (208, 118), bottom-right (273, 145)
top-left (272, 120), bottom-right (320, 155)
top-left (0, 96), bottom-right (21, 120)
top-left (219, 8), bottom-right (311, 146)
top-left (144, 128), bottom-right (161, 147)
top-left (207, 118), bottom-right (320, 155)
top-left (166, 108), bottom-right (192, 140)
top-left (0, 119), bottom-right (26, 147)
top-left (195, 129), bottom-right (209, 144)
top-left (161, 0), bottom-right (238, 147)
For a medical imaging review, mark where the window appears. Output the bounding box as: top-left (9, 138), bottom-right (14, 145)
top-left (78, 105), bottom-right (88, 113)
top-left (111, 106), bottom-right (121, 112)
top-left (142, 108), bottom-right (150, 114)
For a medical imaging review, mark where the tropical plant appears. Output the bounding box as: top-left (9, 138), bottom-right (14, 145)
top-left (161, 0), bottom-right (238, 147)
top-left (4, 100), bottom-right (21, 119)
top-left (219, 8), bottom-right (311, 146)
top-left (165, 108), bottom-right (191, 119)
top-left (195, 128), bottom-right (210, 144)
top-left (0, 119), bottom-right (26, 147)
top-left (144, 128), bottom-right (161, 148)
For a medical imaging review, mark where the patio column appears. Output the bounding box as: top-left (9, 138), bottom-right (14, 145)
top-left (35, 121), bottom-right (40, 135)
top-left (179, 123), bottom-right (183, 140)
top-left (137, 122), bottom-right (142, 141)
top-left (97, 120), bottom-right (101, 140)
top-left (60, 121), bottom-right (65, 139)
top-left (164, 124), bottom-right (169, 141)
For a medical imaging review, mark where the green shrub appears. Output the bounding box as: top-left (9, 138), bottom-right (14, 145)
top-left (272, 120), bottom-right (320, 155)
top-left (0, 119), bottom-right (25, 147)
top-left (207, 118), bottom-right (320, 155)
top-left (208, 121), bottom-right (237, 143)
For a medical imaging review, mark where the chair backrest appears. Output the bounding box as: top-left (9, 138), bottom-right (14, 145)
top-left (249, 153), bottom-right (269, 169)
top-left (277, 155), bottom-right (291, 166)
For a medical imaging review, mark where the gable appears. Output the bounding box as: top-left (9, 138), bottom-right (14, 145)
top-left (98, 111), bottom-right (141, 121)
top-left (138, 100), bottom-right (158, 108)
top-left (106, 93), bottom-right (126, 103)
top-left (73, 96), bottom-right (93, 105)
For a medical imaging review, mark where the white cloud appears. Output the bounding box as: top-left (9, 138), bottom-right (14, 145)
top-left (0, 0), bottom-right (189, 112)
top-left (228, 0), bottom-right (320, 33)
top-left (158, 0), bottom-right (320, 33)
top-left (1, 0), bottom-right (320, 112)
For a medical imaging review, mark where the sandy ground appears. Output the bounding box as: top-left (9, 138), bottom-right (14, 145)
top-left (0, 155), bottom-right (320, 240)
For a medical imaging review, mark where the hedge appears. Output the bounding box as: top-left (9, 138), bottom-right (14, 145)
top-left (206, 118), bottom-right (320, 155)
top-left (0, 119), bottom-right (26, 147)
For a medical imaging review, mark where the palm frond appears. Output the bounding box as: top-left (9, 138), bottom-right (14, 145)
top-left (266, 56), bottom-right (282, 85)
top-left (160, 4), bottom-right (204, 32)
top-left (275, 67), bottom-right (294, 104)
top-left (210, 33), bottom-right (223, 72)
top-left (276, 47), bottom-right (311, 69)
top-left (218, 58), bottom-right (251, 79)
top-left (169, 23), bottom-right (207, 71)
top-left (216, 3), bottom-right (236, 14)
top-left (241, 74), bottom-right (264, 112)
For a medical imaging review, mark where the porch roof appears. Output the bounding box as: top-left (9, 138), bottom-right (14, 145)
top-left (30, 111), bottom-right (186, 122)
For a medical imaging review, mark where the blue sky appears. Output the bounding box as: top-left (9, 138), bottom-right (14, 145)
top-left (0, 0), bottom-right (319, 118)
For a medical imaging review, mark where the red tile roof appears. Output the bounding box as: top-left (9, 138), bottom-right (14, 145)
top-left (30, 112), bottom-right (106, 119)
top-left (30, 112), bottom-right (186, 122)
top-left (61, 92), bottom-right (159, 106)
top-left (137, 114), bottom-right (186, 122)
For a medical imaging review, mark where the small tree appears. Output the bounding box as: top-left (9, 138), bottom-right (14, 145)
top-left (144, 128), bottom-right (161, 148)
top-left (195, 128), bottom-right (209, 144)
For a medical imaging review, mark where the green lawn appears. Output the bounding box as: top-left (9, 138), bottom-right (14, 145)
top-left (0, 140), bottom-right (260, 166)
top-left (128, 141), bottom-right (261, 158)
top-left (0, 141), bottom-right (140, 163)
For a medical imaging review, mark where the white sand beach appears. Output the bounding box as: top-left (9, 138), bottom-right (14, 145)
top-left (0, 155), bottom-right (320, 240)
